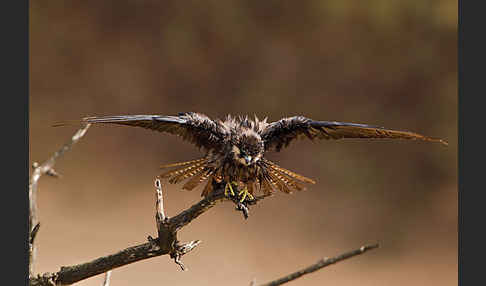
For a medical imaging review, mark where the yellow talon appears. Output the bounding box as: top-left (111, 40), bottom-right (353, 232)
top-left (225, 182), bottom-right (235, 197)
top-left (238, 187), bottom-right (254, 202)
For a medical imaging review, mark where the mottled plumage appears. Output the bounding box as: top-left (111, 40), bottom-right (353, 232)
top-left (78, 112), bottom-right (447, 199)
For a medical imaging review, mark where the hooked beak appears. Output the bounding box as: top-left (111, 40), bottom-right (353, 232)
top-left (244, 155), bottom-right (252, 165)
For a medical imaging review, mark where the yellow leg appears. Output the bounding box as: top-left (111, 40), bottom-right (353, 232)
top-left (224, 181), bottom-right (239, 197)
top-left (224, 182), bottom-right (235, 197)
top-left (238, 186), bottom-right (254, 202)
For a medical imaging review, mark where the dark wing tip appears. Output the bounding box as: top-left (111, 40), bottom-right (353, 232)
top-left (438, 138), bottom-right (449, 146)
top-left (417, 136), bottom-right (448, 146)
top-left (310, 120), bottom-right (383, 129)
top-left (54, 116), bottom-right (150, 127)
top-left (52, 122), bottom-right (67, 127)
top-left (82, 115), bottom-right (147, 123)
top-left (52, 119), bottom-right (83, 127)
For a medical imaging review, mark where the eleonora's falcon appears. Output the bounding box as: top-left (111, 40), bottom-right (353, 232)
top-left (57, 113), bottom-right (448, 202)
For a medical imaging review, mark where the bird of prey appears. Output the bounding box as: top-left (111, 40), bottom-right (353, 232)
top-left (77, 113), bottom-right (447, 202)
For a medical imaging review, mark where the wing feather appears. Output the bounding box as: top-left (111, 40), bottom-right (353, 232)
top-left (81, 113), bottom-right (224, 150)
top-left (261, 116), bottom-right (448, 151)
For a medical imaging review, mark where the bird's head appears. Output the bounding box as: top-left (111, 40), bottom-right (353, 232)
top-left (231, 132), bottom-right (264, 166)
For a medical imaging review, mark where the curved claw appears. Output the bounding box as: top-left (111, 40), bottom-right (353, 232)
top-left (238, 187), bottom-right (254, 202)
top-left (224, 182), bottom-right (235, 197)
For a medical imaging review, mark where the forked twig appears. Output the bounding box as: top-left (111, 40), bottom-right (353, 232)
top-left (154, 177), bottom-right (201, 270)
top-left (30, 179), bottom-right (268, 286)
top-left (29, 123), bottom-right (91, 278)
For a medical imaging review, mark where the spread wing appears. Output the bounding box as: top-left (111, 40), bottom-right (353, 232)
top-left (261, 116), bottom-right (448, 152)
top-left (82, 112), bottom-right (225, 150)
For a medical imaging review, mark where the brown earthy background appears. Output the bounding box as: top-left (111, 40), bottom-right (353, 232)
top-left (30, 1), bottom-right (457, 285)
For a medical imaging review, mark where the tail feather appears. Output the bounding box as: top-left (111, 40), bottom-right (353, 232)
top-left (160, 158), bottom-right (207, 169)
top-left (169, 164), bottom-right (207, 184)
top-left (159, 158), bottom-right (214, 193)
top-left (159, 158), bottom-right (315, 196)
top-left (277, 171), bottom-right (305, 191)
top-left (160, 164), bottom-right (196, 180)
top-left (258, 176), bottom-right (274, 195)
top-left (263, 159), bottom-right (316, 184)
top-left (201, 176), bottom-right (215, 197)
top-left (262, 172), bottom-right (279, 192)
top-left (247, 181), bottom-right (255, 195)
top-left (258, 159), bottom-right (314, 194)
top-left (159, 159), bottom-right (206, 180)
top-left (182, 169), bottom-right (213, 191)
top-left (267, 171), bottom-right (292, 193)
top-left (268, 169), bottom-right (299, 193)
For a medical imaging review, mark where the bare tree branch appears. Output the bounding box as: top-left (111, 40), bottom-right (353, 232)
top-left (29, 180), bottom-right (268, 286)
top-left (29, 123), bottom-right (91, 278)
top-left (102, 271), bottom-right (112, 286)
top-left (257, 243), bottom-right (380, 286)
top-left (29, 222), bottom-right (41, 279)
top-left (155, 178), bottom-right (166, 223)
top-left (154, 177), bottom-right (202, 271)
top-left (28, 123), bottom-right (378, 286)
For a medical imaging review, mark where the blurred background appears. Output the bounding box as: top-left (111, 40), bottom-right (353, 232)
top-left (30, 1), bottom-right (457, 285)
